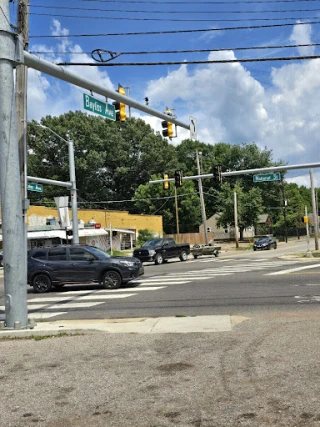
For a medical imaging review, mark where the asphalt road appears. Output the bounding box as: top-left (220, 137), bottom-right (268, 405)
top-left (1, 238), bottom-right (319, 321)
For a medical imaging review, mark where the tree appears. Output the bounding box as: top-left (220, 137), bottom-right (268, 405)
top-left (216, 182), bottom-right (264, 240)
top-left (133, 176), bottom-right (201, 234)
top-left (27, 112), bottom-right (179, 211)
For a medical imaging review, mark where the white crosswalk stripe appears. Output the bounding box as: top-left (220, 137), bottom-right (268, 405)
top-left (0, 259), bottom-right (308, 321)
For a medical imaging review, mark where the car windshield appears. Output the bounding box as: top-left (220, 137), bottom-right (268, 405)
top-left (86, 246), bottom-right (110, 259)
top-left (256, 238), bottom-right (269, 244)
top-left (142, 239), bottom-right (163, 247)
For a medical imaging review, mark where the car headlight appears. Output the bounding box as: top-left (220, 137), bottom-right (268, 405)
top-left (149, 250), bottom-right (156, 256)
top-left (119, 260), bottom-right (135, 267)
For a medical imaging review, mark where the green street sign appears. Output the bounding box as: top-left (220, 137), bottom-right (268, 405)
top-left (253, 173), bottom-right (281, 183)
top-left (83, 93), bottom-right (116, 121)
top-left (28, 183), bottom-right (43, 192)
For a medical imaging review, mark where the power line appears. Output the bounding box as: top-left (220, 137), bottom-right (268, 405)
top-left (29, 19), bottom-right (320, 38)
top-left (29, 42), bottom-right (320, 57)
top-left (57, 54), bottom-right (320, 66)
top-left (29, 5), bottom-right (320, 14)
top-left (29, 12), bottom-right (320, 22)
top-left (75, 0), bottom-right (320, 3)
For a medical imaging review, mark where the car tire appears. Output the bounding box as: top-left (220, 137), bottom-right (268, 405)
top-left (32, 274), bottom-right (52, 293)
top-left (274, 243), bottom-right (277, 249)
top-left (267, 244), bottom-right (271, 250)
top-left (179, 250), bottom-right (188, 262)
top-left (193, 254), bottom-right (198, 259)
top-left (102, 271), bottom-right (122, 289)
top-left (0, 260), bottom-right (3, 267)
top-left (155, 253), bottom-right (164, 265)
top-left (253, 247), bottom-right (256, 251)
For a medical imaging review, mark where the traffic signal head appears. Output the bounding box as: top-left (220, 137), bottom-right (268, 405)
top-left (113, 86), bottom-right (126, 122)
top-left (212, 165), bottom-right (222, 183)
top-left (163, 173), bottom-right (170, 190)
top-left (174, 170), bottom-right (183, 188)
top-left (162, 109), bottom-right (174, 138)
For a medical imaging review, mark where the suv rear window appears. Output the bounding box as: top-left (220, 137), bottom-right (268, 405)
top-left (48, 247), bottom-right (67, 261)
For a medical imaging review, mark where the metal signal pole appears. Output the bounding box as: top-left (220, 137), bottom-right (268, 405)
top-left (0, 0), bottom-right (28, 328)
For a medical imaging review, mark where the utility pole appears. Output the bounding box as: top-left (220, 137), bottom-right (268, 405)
top-left (310, 169), bottom-right (319, 250)
top-left (0, 0), bottom-right (28, 328)
top-left (174, 186), bottom-right (180, 237)
top-left (305, 206), bottom-right (312, 257)
top-left (196, 151), bottom-right (208, 245)
top-left (234, 192), bottom-right (239, 248)
top-left (281, 175), bottom-right (288, 243)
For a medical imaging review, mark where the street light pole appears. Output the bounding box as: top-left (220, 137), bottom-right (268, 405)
top-left (38, 125), bottom-right (79, 244)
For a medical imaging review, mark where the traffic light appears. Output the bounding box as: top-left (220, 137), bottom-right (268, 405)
top-left (213, 165), bottom-right (222, 183)
top-left (162, 109), bottom-right (174, 138)
top-left (163, 173), bottom-right (170, 190)
top-left (113, 86), bottom-right (126, 122)
top-left (174, 170), bottom-right (183, 188)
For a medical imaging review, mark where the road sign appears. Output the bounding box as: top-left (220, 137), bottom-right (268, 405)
top-left (83, 93), bottom-right (116, 121)
top-left (189, 116), bottom-right (197, 140)
top-left (253, 173), bottom-right (281, 183)
top-left (27, 183), bottom-right (43, 192)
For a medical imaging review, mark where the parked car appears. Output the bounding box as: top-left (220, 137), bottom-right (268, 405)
top-left (133, 237), bottom-right (190, 265)
top-left (27, 245), bottom-right (144, 293)
top-left (253, 237), bottom-right (277, 251)
top-left (0, 250), bottom-right (3, 267)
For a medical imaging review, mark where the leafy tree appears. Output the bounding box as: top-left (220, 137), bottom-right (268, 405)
top-left (216, 182), bottom-right (264, 240)
top-left (136, 229), bottom-right (155, 246)
top-left (133, 176), bottom-right (201, 234)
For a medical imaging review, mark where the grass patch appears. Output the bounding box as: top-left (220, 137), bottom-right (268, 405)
top-left (0, 332), bottom-right (83, 341)
top-left (175, 314), bottom-right (187, 318)
top-left (236, 245), bottom-right (253, 251)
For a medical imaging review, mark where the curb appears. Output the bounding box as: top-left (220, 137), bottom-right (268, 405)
top-left (0, 315), bottom-right (249, 338)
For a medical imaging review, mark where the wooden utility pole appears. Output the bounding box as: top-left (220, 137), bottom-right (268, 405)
top-left (196, 150), bottom-right (208, 245)
top-left (310, 169), bottom-right (319, 250)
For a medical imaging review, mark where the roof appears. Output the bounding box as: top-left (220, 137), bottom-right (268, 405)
top-left (0, 228), bottom-right (108, 242)
top-left (109, 228), bottom-right (135, 234)
top-left (257, 214), bottom-right (269, 224)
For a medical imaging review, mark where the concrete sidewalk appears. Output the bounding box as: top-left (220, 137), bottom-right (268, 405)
top-left (0, 314), bottom-right (248, 337)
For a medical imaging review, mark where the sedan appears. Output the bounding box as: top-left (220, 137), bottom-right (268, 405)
top-left (27, 245), bottom-right (144, 293)
top-left (253, 237), bottom-right (277, 251)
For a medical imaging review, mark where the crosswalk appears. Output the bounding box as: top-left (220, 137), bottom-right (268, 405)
top-left (0, 258), bottom-right (318, 320)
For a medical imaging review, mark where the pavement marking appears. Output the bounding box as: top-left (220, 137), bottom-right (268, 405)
top-left (48, 302), bottom-right (105, 309)
top-left (77, 294), bottom-right (138, 300)
top-left (29, 312), bottom-right (67, 319)
top-left (267, 263), bottom-right (320, 275)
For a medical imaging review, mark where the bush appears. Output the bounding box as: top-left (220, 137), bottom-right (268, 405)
top-left (137, 229), bottom-right (155, 247)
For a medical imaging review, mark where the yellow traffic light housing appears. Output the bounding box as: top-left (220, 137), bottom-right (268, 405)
top-left (163, 173), bottom-right (170, 190)
top-left (113, 86), bottom-right (127, 122)
top-left (162, 109), bottom-right (174, 138)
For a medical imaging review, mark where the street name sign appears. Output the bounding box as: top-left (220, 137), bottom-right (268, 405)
top-left (253, 173), bottom-right (281, 183)
top-left (83, 93), bottom-right (116, 121)
top-left (28, 183), bottom-right (43, 192)
top-left (189, 116), bottom-right (197, 140)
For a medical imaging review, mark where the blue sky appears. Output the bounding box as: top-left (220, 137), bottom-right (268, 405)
top-left (10, 0), bottom-right (320, 185)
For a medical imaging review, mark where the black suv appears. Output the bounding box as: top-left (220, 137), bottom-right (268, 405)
top-left (27, 245), bottom-right (144, 293)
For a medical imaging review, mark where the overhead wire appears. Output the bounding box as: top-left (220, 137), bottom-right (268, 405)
top-left (29, 19), bottom-right (320, 38)
top-left (28, 5), bottom-right (320, 14)
top-left (28, 13), bottom-right (320, 22)
top-left (29, 42), bottom-right (320, 56)
top-left (57, 55), bottom-right (320, 66)
top-left (76, 0), bottom-right (320, 3)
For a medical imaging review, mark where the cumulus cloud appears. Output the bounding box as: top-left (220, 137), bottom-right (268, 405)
top-left (27, 21), bottom-right (320, 186)
top-left (289, 22), bottom-right (314, 56)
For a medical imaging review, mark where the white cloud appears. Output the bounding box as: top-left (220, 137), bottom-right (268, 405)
top-left (289, 22), bottom-right (314, 56)
top-left (27, 21), bottom-right (320, 188)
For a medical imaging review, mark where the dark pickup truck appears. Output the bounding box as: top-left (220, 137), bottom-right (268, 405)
top-left (133, 238), bottom-right (190, 265)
